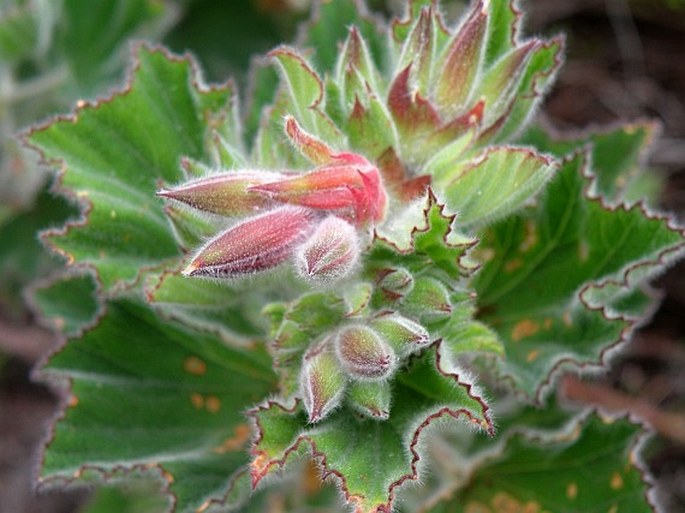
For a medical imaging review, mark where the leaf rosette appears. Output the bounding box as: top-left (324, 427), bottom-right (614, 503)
top-left (23, 1), bottom-right (685, 512)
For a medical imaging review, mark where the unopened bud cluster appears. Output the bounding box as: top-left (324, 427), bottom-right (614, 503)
top-left (157, 116), bottom-right (386, 284)
top-left (301, 313), bottom-right (430, 423)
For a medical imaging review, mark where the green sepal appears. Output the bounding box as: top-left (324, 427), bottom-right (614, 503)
top-left (250, 346), bottom-right (493, 513)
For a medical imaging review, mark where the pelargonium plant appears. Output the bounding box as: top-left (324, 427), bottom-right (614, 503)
top-left (24, 1), bottom-right (684, 512)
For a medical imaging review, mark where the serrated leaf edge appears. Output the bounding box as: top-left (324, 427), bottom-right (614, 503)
top-left (248, 340), bottom-right (495, 513)
top-left (20, 42), bottom-right (233, 297)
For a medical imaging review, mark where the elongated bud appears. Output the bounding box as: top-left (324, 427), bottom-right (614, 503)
top-left (347, 380), bottom-right (391, 420)
top-left (370, 314), bottom-right (430, 357)
top-left (249, 153), bottom-right (387, 226)
top-left (401, 276), bottom-right (453, 319)
top-left (376, 267), bottom-right (414, 300)
top-left (295, 216), bottom-right (360, 284)
top-left (183, 206), bottom-right (314, 278)
top-left (301, 344), bottom-right (347, 423)
top-left (335, 325), bottom-right (396, 380)
top-left (157, 171), bottom-right (284, 216)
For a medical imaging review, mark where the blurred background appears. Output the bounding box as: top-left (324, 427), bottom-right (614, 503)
top-left (0, 0), bottom-right (683, 511)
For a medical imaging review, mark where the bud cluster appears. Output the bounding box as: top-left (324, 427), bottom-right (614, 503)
top-left (157, 116), bottom-right (387, 283)
top-left (300, 312), bottom-right (430, 423)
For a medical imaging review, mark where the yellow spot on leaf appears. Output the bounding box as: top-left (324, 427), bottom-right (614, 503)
top-left (578, 240), bottom-right (589, 262)
top-left (505, 258), bottom-right (523, 272)
top-left (304, 459), bottom-right (323, 495)
top-left (205, 395), bottom-right (221, 413)
top-left (183, 356), bottom-right (207, 376)
top-left (562, 310), bottom-right (573, 327)
top-left (523, 502), bottom-right (541, 513)
top-left (519, 220), bottom-right (538, 252)
top-left (163, 470), bottom-right (174, 483)
top-left (110, 209), bottom-right (117, 219)
top-left (464, 502), bottom-right (491, 513)
top-left (608, 505), bottom-right (618, 513)
top-left (68, 394), bottom-right (79, 408)
top-left (76, 190), bottom-right (89, 198)
top-left (526, 350), bottom-right (540, 362)
top-left (610, 471), bottom-right (624, 490)
top-left (213, 424), bottom-right (252, 454)
top-left (492, 492), bottom-right (520, 511)
top-left (196, 500), bottom-right (211, 513)
top-left (567, 482), bottom-right (578, 499)
top-left (190, 393), bottom-right (204, 409)
top-left (511, 319), bottom-right (540, 342)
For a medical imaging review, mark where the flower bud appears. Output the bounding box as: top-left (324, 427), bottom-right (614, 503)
top-left (334, 325), bottom-right (396, 380)
top-left (156, 170), bottom-right (284, 216)
top-left (248, 153), bottom-right (387, 226)
top-left (301, 344), bottom-right (347, 423)
top-left (370, 314), bottom-right (430, 358)
top-left (401, 276), bottom-right (453, 320)
top-left (183, 206), bottom-right (314, 278)
top-left (347, 380), bottom-right (391, 420)
top-left (376, 267), bottom-right (414, 300)
top-left (295, 216), bottom-right (360, 284)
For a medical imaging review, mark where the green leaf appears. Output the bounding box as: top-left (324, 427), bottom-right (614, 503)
top-left (41, 300), bottom-right (275, 513)
top-left (0, 187), bottom-right (76, 319)
top-left (302, 0), bottom-right (387, 75)
top-left (0, 3), bottom-right (39, 60)
top-left (371, 190), bottom-right (477, 280)
top-left (521, 121), bottom-right (660, 206)
top-left (27, 46), bottom-right (235, 292)
top-left (436, 146), bottom-right (559, 228)
top-left (144, 270), bottom-right (264, 344)
top-left (431, 415), bottom-right (653, 513)
top-left (30, 272), bottom-right (99, 336)
top-left (59, 0), bottom-right (169, 91)
top-left (475, 152), bottom-right (685, 399)
top-left (269, 47), bottom-right (342, 146)
top-left (250, 346), bottom-right (493, 513)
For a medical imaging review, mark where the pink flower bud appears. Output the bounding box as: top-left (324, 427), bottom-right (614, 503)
top-left (157, 171), bottom-right (285, 216)
top-left (248, 153), bottom-right (387, 226)
top-left (295, 216), bottom-right (360, 284)
top-left (183, 205), bottom-right (315, 278)
top-left (301, 343), bottom-right (347, 423)
top-left (334, 325), bottom-right (396, 380)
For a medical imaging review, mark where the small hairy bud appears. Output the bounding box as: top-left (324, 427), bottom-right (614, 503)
top-left (370, 314), bottom-right (430, 357)
top-left (301, 343), bottom-right (347, 423)
top-left (335, 325), bottom-right (396, 380)
top-left (183, 205), bottom-right (314, 278)
top-left (156, 170), bottom-right (284, 216)
top-left (295, 216), bottom-right (360, 284)
top-left (401, 276), bottom-right (453, 319)
top-left (376, 267), bottom-right (414, 300)
top-left (347, 380), bottom-right (391, 420)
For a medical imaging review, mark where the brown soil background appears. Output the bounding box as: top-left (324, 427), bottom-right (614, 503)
top-left (1, 1), bottom-right (684, 511)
